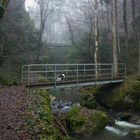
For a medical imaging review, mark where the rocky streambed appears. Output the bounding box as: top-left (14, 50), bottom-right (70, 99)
top-left (1, 75), bottom-right (139, 140)
top-left (48, 75), bottom-right (140, 139)
top-left (50, 98), bottom-right (140, 140)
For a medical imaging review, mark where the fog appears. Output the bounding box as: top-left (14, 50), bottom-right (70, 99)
top-left (25, 0), bottom-right (94, 45)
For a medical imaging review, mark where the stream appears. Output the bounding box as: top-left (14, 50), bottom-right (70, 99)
top-left (49, 88), bottom-right (140, 140)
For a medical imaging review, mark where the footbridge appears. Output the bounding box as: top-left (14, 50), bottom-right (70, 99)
top-left (22, 63), bottom-right (126, 89)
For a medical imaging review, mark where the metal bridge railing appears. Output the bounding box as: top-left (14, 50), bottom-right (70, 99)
top-left (22, 63), bottom-right (126, 86)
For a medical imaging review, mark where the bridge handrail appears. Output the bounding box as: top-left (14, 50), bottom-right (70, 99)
top-left (22, 63), bottom-right (126, 86)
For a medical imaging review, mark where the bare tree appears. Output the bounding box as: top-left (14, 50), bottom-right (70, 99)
top-left (35, 0), bottom-right (56, 63)
top-left (123, 0), bottom-right (129, 61)
top-left (94, 0), bottom-right (99, 78)
top-left (111, 0), bottom-right (118, 77)
top-left (65, 16), bottom-right (76, 47)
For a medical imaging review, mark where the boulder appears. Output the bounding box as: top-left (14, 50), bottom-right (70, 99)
top-left (136, 118), bottom-right (140, 125)
top-left (80, 92), bottom-right (97, 109)
top-left (66, 106), bottom-right (109, 136)
top-left (124, 95), bottom-right (134, 105)
top-left (116, 112), bottom-right (132, 121)
top-left (129, 129), bottom-right (140, 138)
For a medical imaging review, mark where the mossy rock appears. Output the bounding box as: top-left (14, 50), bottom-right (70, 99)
top-left (80, 92), bottom-right (97, 109)
top-left (89, 111), bottom-right (109, 130)
top-left (80, 87), bottom-right (100, 109)
top-left (66, 106), bottom-right (108, 136)
top-left (82, 75), bottom-right (140, 111)
top-left (80, 86), bottom-right (102, 96)
top-left (66, 106), bottom-right (87, 130)
top-left (129, 129), bottom-right (140, 138)
top-left (109, 75), bottom-right (140, 111)
top-left (26, 89), bottom-right (70, 140)
top-left (0, 0), bottom-right (9, 20)
top-left (134, 99), bottom-right (140, 112)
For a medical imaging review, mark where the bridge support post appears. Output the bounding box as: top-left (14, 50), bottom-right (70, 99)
top-left (124, 64), bottom-right (126, 79)
top-left (46, 65), bottom-right (47, 77)
top-left (76, 65), bottom-right (78, 88)
top-left (84, 64), bottom-right (86, 77)
top-left (54, 65), bottom-right (56, 88)
top-left (22, 65), bottom-right (24, 83)
top-left (111, 64), bottom-right (114, 81)
top-left (28, 65), bottom-right (30, 87)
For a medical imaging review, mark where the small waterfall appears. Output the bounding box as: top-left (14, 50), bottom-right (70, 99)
top-left (115, 120), bottom-right (140, 129)
top-left (105, 126), bottom-right (128, 136)
top-left (105, 120), bottom-right (140, 136)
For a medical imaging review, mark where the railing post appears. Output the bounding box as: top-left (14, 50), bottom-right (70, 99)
top-left (76, 65), bottom-right (78, 87)
top-left (124, 64), bottom-right (126, 79)
top-left (111, 64), bottom-right (114, 81)
top-left (54, 65), bottom-right (56, 88)
top-left (95, 64), bottom-right (97, 85)
top-left (46, 65), bottom-right (47, 77)
top-left (22, 65), bottom-right (24, 83)
top-left (84, 64), bottom-right (86, 77)
top-left (28, 65), bottom-right (30, 87)
top-left (66, 65), bottom-right (68, 78)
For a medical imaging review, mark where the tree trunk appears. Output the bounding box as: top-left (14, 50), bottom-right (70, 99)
top-left (94, 0), bottom-right (99, 79)
top-left (35, 20), bottom-right (45, 63)
top-left (111, 0), bottom-right (118, 78)
top-left (132, 0), bottom-right (135, 22)
top-left (65, 17), bottom-right (75, 47)
top-left (123, 0), bottom-right (129, 61)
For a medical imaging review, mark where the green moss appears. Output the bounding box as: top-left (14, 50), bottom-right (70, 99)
top-left (66, 107), bottom-right (108, 136)
top-left (82, 75), bottom-right (140, 111)
top-left (90, 111), bottom-right (108, 131)
top-left (109, 75), bottom-right (140, 110)
top-left (81, 86), bottom-right (102, 96)
top-left (66, 106), bottom-right (87, 130)
top-left (130, 129), bottom-right (140, 138)
top-left (134, 99), bottom-right (140, 112)
top-left (81, 98), bottom-right (97, 109)
top-left (80, 87), bottom-right (98, 109)
top-left (26, 89), bottom-right (70, 140)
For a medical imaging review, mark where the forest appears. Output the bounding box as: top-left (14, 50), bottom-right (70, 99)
top-left (0, 0), bottom-right (139, 84)
top-left (0, 0), bottom-right (140, 140)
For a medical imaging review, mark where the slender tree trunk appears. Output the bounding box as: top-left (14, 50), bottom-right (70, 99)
top-left (132, 0), bottom-right (135, 22)
top-left (123, 0), bottom-right (129, 61)
top-left (106, 3), bottom-right (112, 31)
top-left (94, 0), bottom-right (99, 79)
top-left (131, 0), bottom-right (138, 48)
top-left (111, 0), bottom-right (118, 78)
top-left (65, 17), bottom-right (75, 47)
top-left (35, 20), bottom-right (45, 63)
top-left (138, 32), bottom-right (140, 74)
top-left (35, 34), bottom-right (42, 63)
top-left (131, 0), bottom-right (140, 72)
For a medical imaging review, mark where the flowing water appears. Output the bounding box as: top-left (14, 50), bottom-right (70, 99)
top-left (49, 88), bottom-right (140, 140)
top-left (74, 120), bottom-right (140, 140)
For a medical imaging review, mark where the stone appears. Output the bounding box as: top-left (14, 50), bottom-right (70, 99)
top-left (124, 95), bottom-right (134, 104)
top-left (117, 112), bottom-right (132, 121)
top-left (129, 129), bottom-right (140, 138)
top-left (66, 106), bottom-right (109, 136)
top-left (57, 104), bottom-right (64, 109)
top-left (136, 118), bottom-right (140, 125)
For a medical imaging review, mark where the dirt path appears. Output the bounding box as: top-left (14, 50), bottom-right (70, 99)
top-left (0, 86), bottom-right (31, 140)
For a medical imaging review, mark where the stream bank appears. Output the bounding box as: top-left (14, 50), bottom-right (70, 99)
top-left (47, 75), bottom-right (140, 139)
top-left (1, 75), bottom-right (139, 140)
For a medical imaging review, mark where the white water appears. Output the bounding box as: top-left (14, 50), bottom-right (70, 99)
top-left (115, 120), bottom-right (140, 129)
top-left (105, 126), bottom-right (128, 136)
top-left (105, 120), bottom-right (140, 136)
